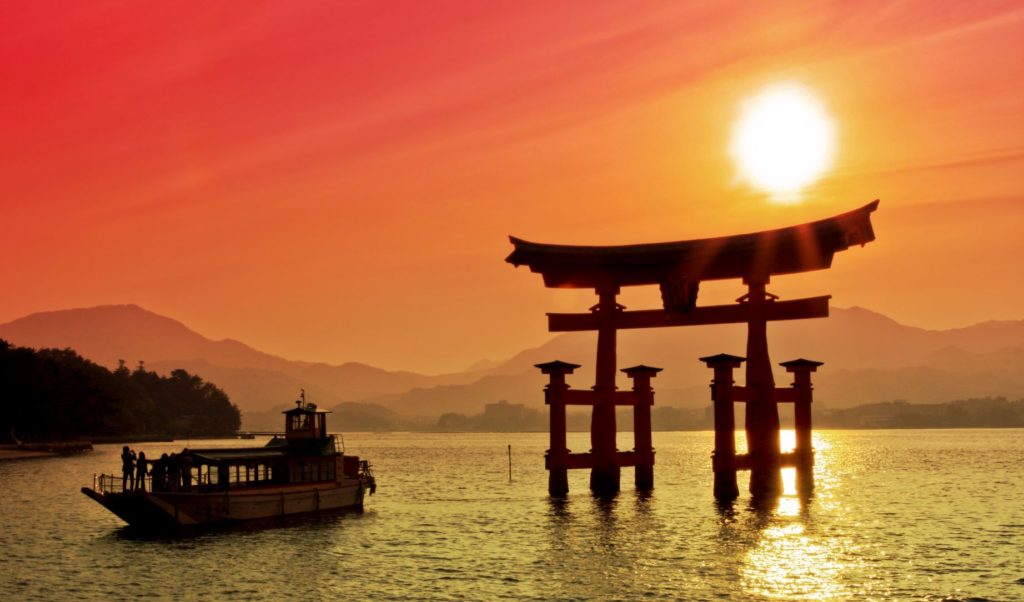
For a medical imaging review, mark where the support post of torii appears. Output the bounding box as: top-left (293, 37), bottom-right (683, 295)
top-left (534, 359), bottom-right (661, 496)
top-left (701, 355), bottom-right (824, 499)
top-left (782, 358), bottom-right (823, 495)
top-left (701, 353), bottom-right (743, 500)
top-left (624, 365), bottom-right (661, 491)
top-left (537, 360), bottom-right (577, 497)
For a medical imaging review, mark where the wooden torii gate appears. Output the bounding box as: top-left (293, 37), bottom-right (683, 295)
top-left (506, 200), bottom-right (879, 498)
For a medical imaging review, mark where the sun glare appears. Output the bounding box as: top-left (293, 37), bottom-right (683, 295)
top-left (730, 83), bottom-right (836, 202)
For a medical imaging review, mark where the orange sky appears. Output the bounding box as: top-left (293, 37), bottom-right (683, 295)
top-left (2, 1), bottom-right (1023, 373)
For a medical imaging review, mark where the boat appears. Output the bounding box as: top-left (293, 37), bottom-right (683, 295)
top-left (8, 428), bottom-right (93, 456)
top-left (81, 392), bottom-right (376, 530)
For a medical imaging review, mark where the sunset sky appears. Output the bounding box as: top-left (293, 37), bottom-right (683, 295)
top-left (2, 1), bottom-right (1022, 373)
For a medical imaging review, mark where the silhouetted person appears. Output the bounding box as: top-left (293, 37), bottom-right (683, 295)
top-left (135, 452), bottom-right (149, 492)
top-left (179, 450), bottom-right (193, 492)
top-left (153, 453), bottom-right (169, 492)
top-left (167, 453), bottom-right (179, 492)
top-left (121, 446), bottom-right (135, 492)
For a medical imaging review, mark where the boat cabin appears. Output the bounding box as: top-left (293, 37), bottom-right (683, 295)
top-left (159, 393), bottom-right (352, 493)
top-left (284, 400), bottom-right (329, 440)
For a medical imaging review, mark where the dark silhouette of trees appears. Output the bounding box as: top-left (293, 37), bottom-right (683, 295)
top-left (0, 339), bottom-right (240, 440)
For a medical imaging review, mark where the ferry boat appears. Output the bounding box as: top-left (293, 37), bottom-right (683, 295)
top-left (81, 393), bottom-right (376, 530)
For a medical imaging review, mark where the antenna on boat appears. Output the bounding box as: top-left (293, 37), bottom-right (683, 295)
top-left (297, 389), bottom-right (305, 409)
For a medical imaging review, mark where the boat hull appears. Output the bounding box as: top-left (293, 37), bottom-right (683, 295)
top-left (82, 479), bottom-right (369, 530)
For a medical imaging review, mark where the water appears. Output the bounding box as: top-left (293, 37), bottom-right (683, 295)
top-left (1, 430), bottom-right (1022, 601)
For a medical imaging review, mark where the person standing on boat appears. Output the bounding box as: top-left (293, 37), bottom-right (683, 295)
top-left (179, 450), bottom-right (193, 492)
top-left (120, 446), bottom-right (135, 492)
top-left (153, 453), bottom-right (169, 492)
top-left (135, 452), bottom-right (149, 492)
top-left (167, 453), bottom-right (179, 492)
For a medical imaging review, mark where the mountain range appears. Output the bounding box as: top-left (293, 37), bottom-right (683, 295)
top-left (2, 304), bottom-right (1022, 429)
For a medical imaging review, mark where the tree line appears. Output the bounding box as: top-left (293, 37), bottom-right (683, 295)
top-left (432, 397), bottom-right (1024, 432)
top-left (0, 339), bottom-right (240, 441)
top-left (816, 397), bottom-right (1024, 429)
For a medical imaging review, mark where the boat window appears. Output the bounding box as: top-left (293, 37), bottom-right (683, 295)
top-left (205, 465), bottom-right (217, 486)
top-left (290, 413), bottom-right (312, 432)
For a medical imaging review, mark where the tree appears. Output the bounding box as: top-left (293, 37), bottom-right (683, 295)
top-left (0, 339), bottom-right (240, 439)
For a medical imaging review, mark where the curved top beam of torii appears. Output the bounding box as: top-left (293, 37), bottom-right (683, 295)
top-left (506, 200), bottom-right (879, 298)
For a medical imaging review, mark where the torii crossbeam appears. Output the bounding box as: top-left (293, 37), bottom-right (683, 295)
top-left (507, 200), bottom-right (879, 498)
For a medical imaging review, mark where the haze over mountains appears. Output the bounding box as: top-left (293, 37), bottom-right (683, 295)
top-left (1, 304), bottom-right (1022, 429)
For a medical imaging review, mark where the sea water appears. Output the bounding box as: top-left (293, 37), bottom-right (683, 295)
top-left (0, 430), bottom-right (1021, 601)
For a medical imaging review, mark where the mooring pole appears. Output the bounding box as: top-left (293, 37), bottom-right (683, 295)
top-left (590, 287), bottom-right (621, 495)
top-left (743, 277), bottom-right (782, 498)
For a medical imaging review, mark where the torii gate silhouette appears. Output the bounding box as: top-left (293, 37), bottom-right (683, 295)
top-left (506, 200), bottom-right (879, 499)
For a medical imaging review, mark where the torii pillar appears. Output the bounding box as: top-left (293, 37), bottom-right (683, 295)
top-left (701, 353), bottom-right (744, 500)
top-left (782, 358), bottom-right (823, 495)
top-left (743, 276), bottom-right (783, 497)
top-left (590, 287), bottom-right (621, 494)
top-left (536, 360), bottom-right (578, 497)
top-left (624, 364), bottom-right (661, 491)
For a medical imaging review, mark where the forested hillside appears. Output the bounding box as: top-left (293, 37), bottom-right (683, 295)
top-left (0, 339), bottom-right (240, 440)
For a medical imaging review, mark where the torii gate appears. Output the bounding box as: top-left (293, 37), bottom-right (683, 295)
top-left (506, 200), bottom-right (879, 498)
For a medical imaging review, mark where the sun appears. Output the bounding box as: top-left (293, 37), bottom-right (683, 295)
top-left (730, 83), bottom-right (836, 203)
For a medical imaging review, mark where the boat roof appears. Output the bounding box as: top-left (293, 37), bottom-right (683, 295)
top-left (282, 407), bottom-right (331, 414)
top-left (188, 448), bottom-right (290, 464)
top-left (506, 200), bottom-right (878, 289)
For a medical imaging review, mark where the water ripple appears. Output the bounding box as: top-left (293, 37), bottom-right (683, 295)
top-left (0, 430), bottom-right (1020, 600)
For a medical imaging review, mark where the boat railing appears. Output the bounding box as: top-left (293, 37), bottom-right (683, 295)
top-left (94, 469), bottom-right (303, 495)
top-left (95, 472), bottom-right (209, 495)
top-left (95, 473), bottom-right (155, 495)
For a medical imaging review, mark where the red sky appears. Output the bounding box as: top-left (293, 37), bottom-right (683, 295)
top-left (2, 1), bottom-right (1023, 373)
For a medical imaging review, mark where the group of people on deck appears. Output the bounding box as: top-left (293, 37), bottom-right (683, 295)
top-left (120, 446), bottom-right (194, 493)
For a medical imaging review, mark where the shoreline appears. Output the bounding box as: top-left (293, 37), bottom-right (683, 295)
top-left (0, 441), bottom-right (93, 462)
top-left (0, 449), bottom-right (62, 461)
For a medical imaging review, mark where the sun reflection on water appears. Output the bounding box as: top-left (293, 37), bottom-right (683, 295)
top-left (740, 520), bottom-right (850, 600)
top-left (712, 430), bottom-right (847, 597)
top-left (731, 430), bottom-right (851, 600)
top-left (780, 429), bottom-right (796, 453)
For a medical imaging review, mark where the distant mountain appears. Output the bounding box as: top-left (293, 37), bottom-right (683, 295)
top-left (2, 303), bottom-right (1022, 426)
top-left (464, 358), bottom-right (502, 372)
top-left (363, 306), bottom-right (1024, 414)
top-left (243, 401), bottom-right (423, 432)
top-left (361, 372), bottom-right (543, 417)
top-left (0, 305), bottom-right (475, 415)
